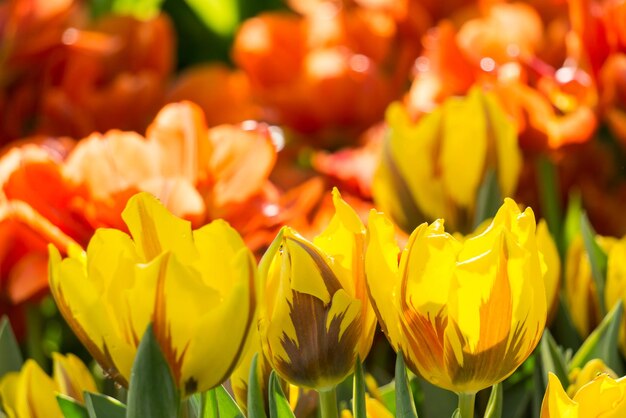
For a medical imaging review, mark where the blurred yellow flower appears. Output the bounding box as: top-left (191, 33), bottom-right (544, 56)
top-left (0, 354), bottom-right (96, 418)
top-left (373, 87), bottom-right (521, 233)
top-left (541, 372), bottom-right (626, 417)
top-left (49, 192), bottom-right (257, 396)
top-left (567, 359), bottom-right (618, 398)
top-left (565, 235), bottom-right (616, 338)
top-left (536, 220), bottom-right (561, 324)
top-left (604, 235), bottom-right (626, 355)
top-left (340, 396), bottom-right (393, 418)
top-left (366, 198), bottom-right (546, 393)
top-left (258, 189), bottom-right (376, 390)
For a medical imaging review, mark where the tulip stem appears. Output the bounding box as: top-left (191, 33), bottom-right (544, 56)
top-left (319, 387), bottom-right (339, 418)
top-left (458, 392), bottom-right (476, 418)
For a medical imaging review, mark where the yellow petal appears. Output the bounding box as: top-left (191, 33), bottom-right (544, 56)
top-left (365, 210), bottom-right (402, 350)
top-left (121, 192), bottom-right (196, 262)
top-left (536, 220), bottom-right (561, 323)
top-left (52, 353), bottom-right (97, 403)
top-left (540, 373), bottom-right (578, 418)
top-left (574, 374), bottom-right (626, 417)
top-left (441, 87), bottom-right (487, 208)
top-left (0, 372), bottom-right (19, 418)
top-left (16, 360), bottom-right (62, 418)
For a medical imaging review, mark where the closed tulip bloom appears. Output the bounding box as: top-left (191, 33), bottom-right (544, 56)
top-left (373, 87), bottom-right (522, 233)
top-left (565, 235), bottom-right (616, 338)
top-left (567, 359), bottom-right (618, 398)
top-left (258, 189), bottom-right (376, 390)
top-left (0, 354), bottom-right (97, 418)
top-left (366, 198), bottom-right (546, 394)
top-left (604, 235), bottom-right (626, 355)
top-left (48, 192), bottom-right (256, 396)
top-left (541, 372), bottom-right (626, 418)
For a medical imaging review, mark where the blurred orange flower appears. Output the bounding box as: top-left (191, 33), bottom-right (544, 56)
top-left (0, 0), bottom-right (174, 142)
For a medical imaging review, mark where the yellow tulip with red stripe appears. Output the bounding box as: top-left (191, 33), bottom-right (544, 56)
top-left (48, 192), bottom-right (257, 396)
top-left (366, 198), bottom-right (546, 394)
top-left (258, 189), bottom-right (376, 390)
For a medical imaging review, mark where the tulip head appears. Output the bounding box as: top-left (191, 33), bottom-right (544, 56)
top-left (0, 354), bottom-right (96, 418)
top-left (565, 235), bottom-right (616, 338)
top-left (258, 189), bottom-right (376, 390)
top-left (605, 235), bottom-right (626, 355)
top-left (541, 372), bottom-right (626, 418)
top-left (366, 198), bottom-right (546, 394)
top-left (49, 192), bottom-right (257, 396)
top-left (373, 86), bottom-right (522, 233)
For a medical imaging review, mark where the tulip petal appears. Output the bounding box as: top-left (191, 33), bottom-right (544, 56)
top-left (365, 210), bottom-right (402, 349)
top-left (575, 374), bottom-right (626, 417)
top-left (541, 373), bottom-right (578, 418)
top-left (52, 353), bottom-right (98, 403)
top-left (122, 192), bottom-right (196, 262)
top-left (441, 88), bottom-right (487, 208)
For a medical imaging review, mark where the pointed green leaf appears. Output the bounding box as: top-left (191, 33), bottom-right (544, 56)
top-left (473, 169), bottom-right (501, 228)
top-left (378, 381), bottom-right (396, 415)
top-left (536, 156), bottom-right (563, 256)
top-left (247, 353), bottom-right (266, 418)
top-left (57, 395), bottom-right (89, 418)
top-left (352, 356), bottom-right (366, 418)
top-left (570, 300), bottom-right (624, 374)
top-left (563, 192), bottom-right (582, 254)
top-left (580, 211), bottom-right (608, 316)
top-left (204, 386), bottom-right (245, 418)
top-left (183, 394), bottom-right (202, 418)
top-left (184, 0), bottom-right (239, 37)
top-left (0, 316), bottom-right (23, 378)
top-left (539, 330), bottom-right (570, 387)
top-left (483, 384), bottom-right (502, 418)
top-left (85, 392), bottom-right (126, 418)
top-left (268, 371), bottom-right (295, 418)
top-left (452, 408), bottom-right (461, 418)
top-left (203, 389), bottom-right (219, 418)
top-left (395, 353), bottom-right (418, 418)
top-left (126, 324), bottom-right (180, 418)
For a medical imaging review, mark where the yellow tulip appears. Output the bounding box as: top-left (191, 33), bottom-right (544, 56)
top-left (541, 372), bottom-right (626, 417)
top-left (48, 192), bottom-right (257, 396)
top-left (366, 198), bottom-right (546, 394)
top-left (604, 235), bottom-right (626, 355)
top-left (373, 86), bottom-right (521, 234)
top-left (340, 396), bottom-right (393, 418)
top-left (565, 235), bottom-right (616, 338)
top-left (258, 189), bottom-right (376, 390)
top-left (536, 220), bottom-right (561, 324)
top-left (0, 354), bottom-right (97, 418)
top-left (567, 359), bottom-right (617, 398)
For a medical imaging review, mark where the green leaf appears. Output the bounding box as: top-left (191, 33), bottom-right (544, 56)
top-left (85, 392), bottom-right (126, 418)
top-left (395, 353), bottom-right (418, 418)
top-left (0, 316), bottom-right (23, 378)
top-left (536, 156), bottom-right (563, 256)
top-left (91, 0), bottom-right (163, 19)
top-left (183, 394), bottom-right (202, 418)
top-left (580, 211), bottom-right (608, 316)
top-left (184, 0), bottom-right (239, 37)
top-left (57, 395), bottom-right (89, 418)
top-left (247, 353), bottom-right (267, 418)
top-left (473, 169), bottom-right (501, 229)
top-left (352, 356), bottom-right (366, 418)
top-left (378, 381), bottom-right (396, 416)
top-left (563, 192), bottom-right (582, 254)
top-left (539, 330), bottom-right (570, 388)
top-left (451, 408), bottom-right (461, 418)
top-left (483, 384), bottom-right (502, 418)
top-left (203, 386), bottom-right (246, 418)
top-left (126, 324), bottom-right (180, 418)
top-left (570, 299), bottom-right (624, 374)
top-left (268, 371), bottom-right (295, 418)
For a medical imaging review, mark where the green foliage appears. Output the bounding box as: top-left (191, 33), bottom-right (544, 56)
top-left (203, 386), bottom-right (246, 418)
top-left (126, 324), bottom-right (180, 418)
top-left (86, 393), bottom-right (126, 418)
top-left (352, 357), bottom-right (367, 418)
top-left (580, 211), bottom-right (609, 316)
top-left (483, 384), bottom-right (502, 418)
top-left (57, 395), bottom-right (89, 418)
top-left (268, 371), bottom-right (295, 418)
top-left (395, 353), bottom-right (419, 418)
top-left (539, 331), bottom-right (570, 388)
top-left (247, 353), bottom-right (267, 418)
top-left (570, 300), bottom-right (624, 375)
top-left (473, 169), bottom-right (501, 229)
top-left (0, 316), bottom-right (23, 378)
